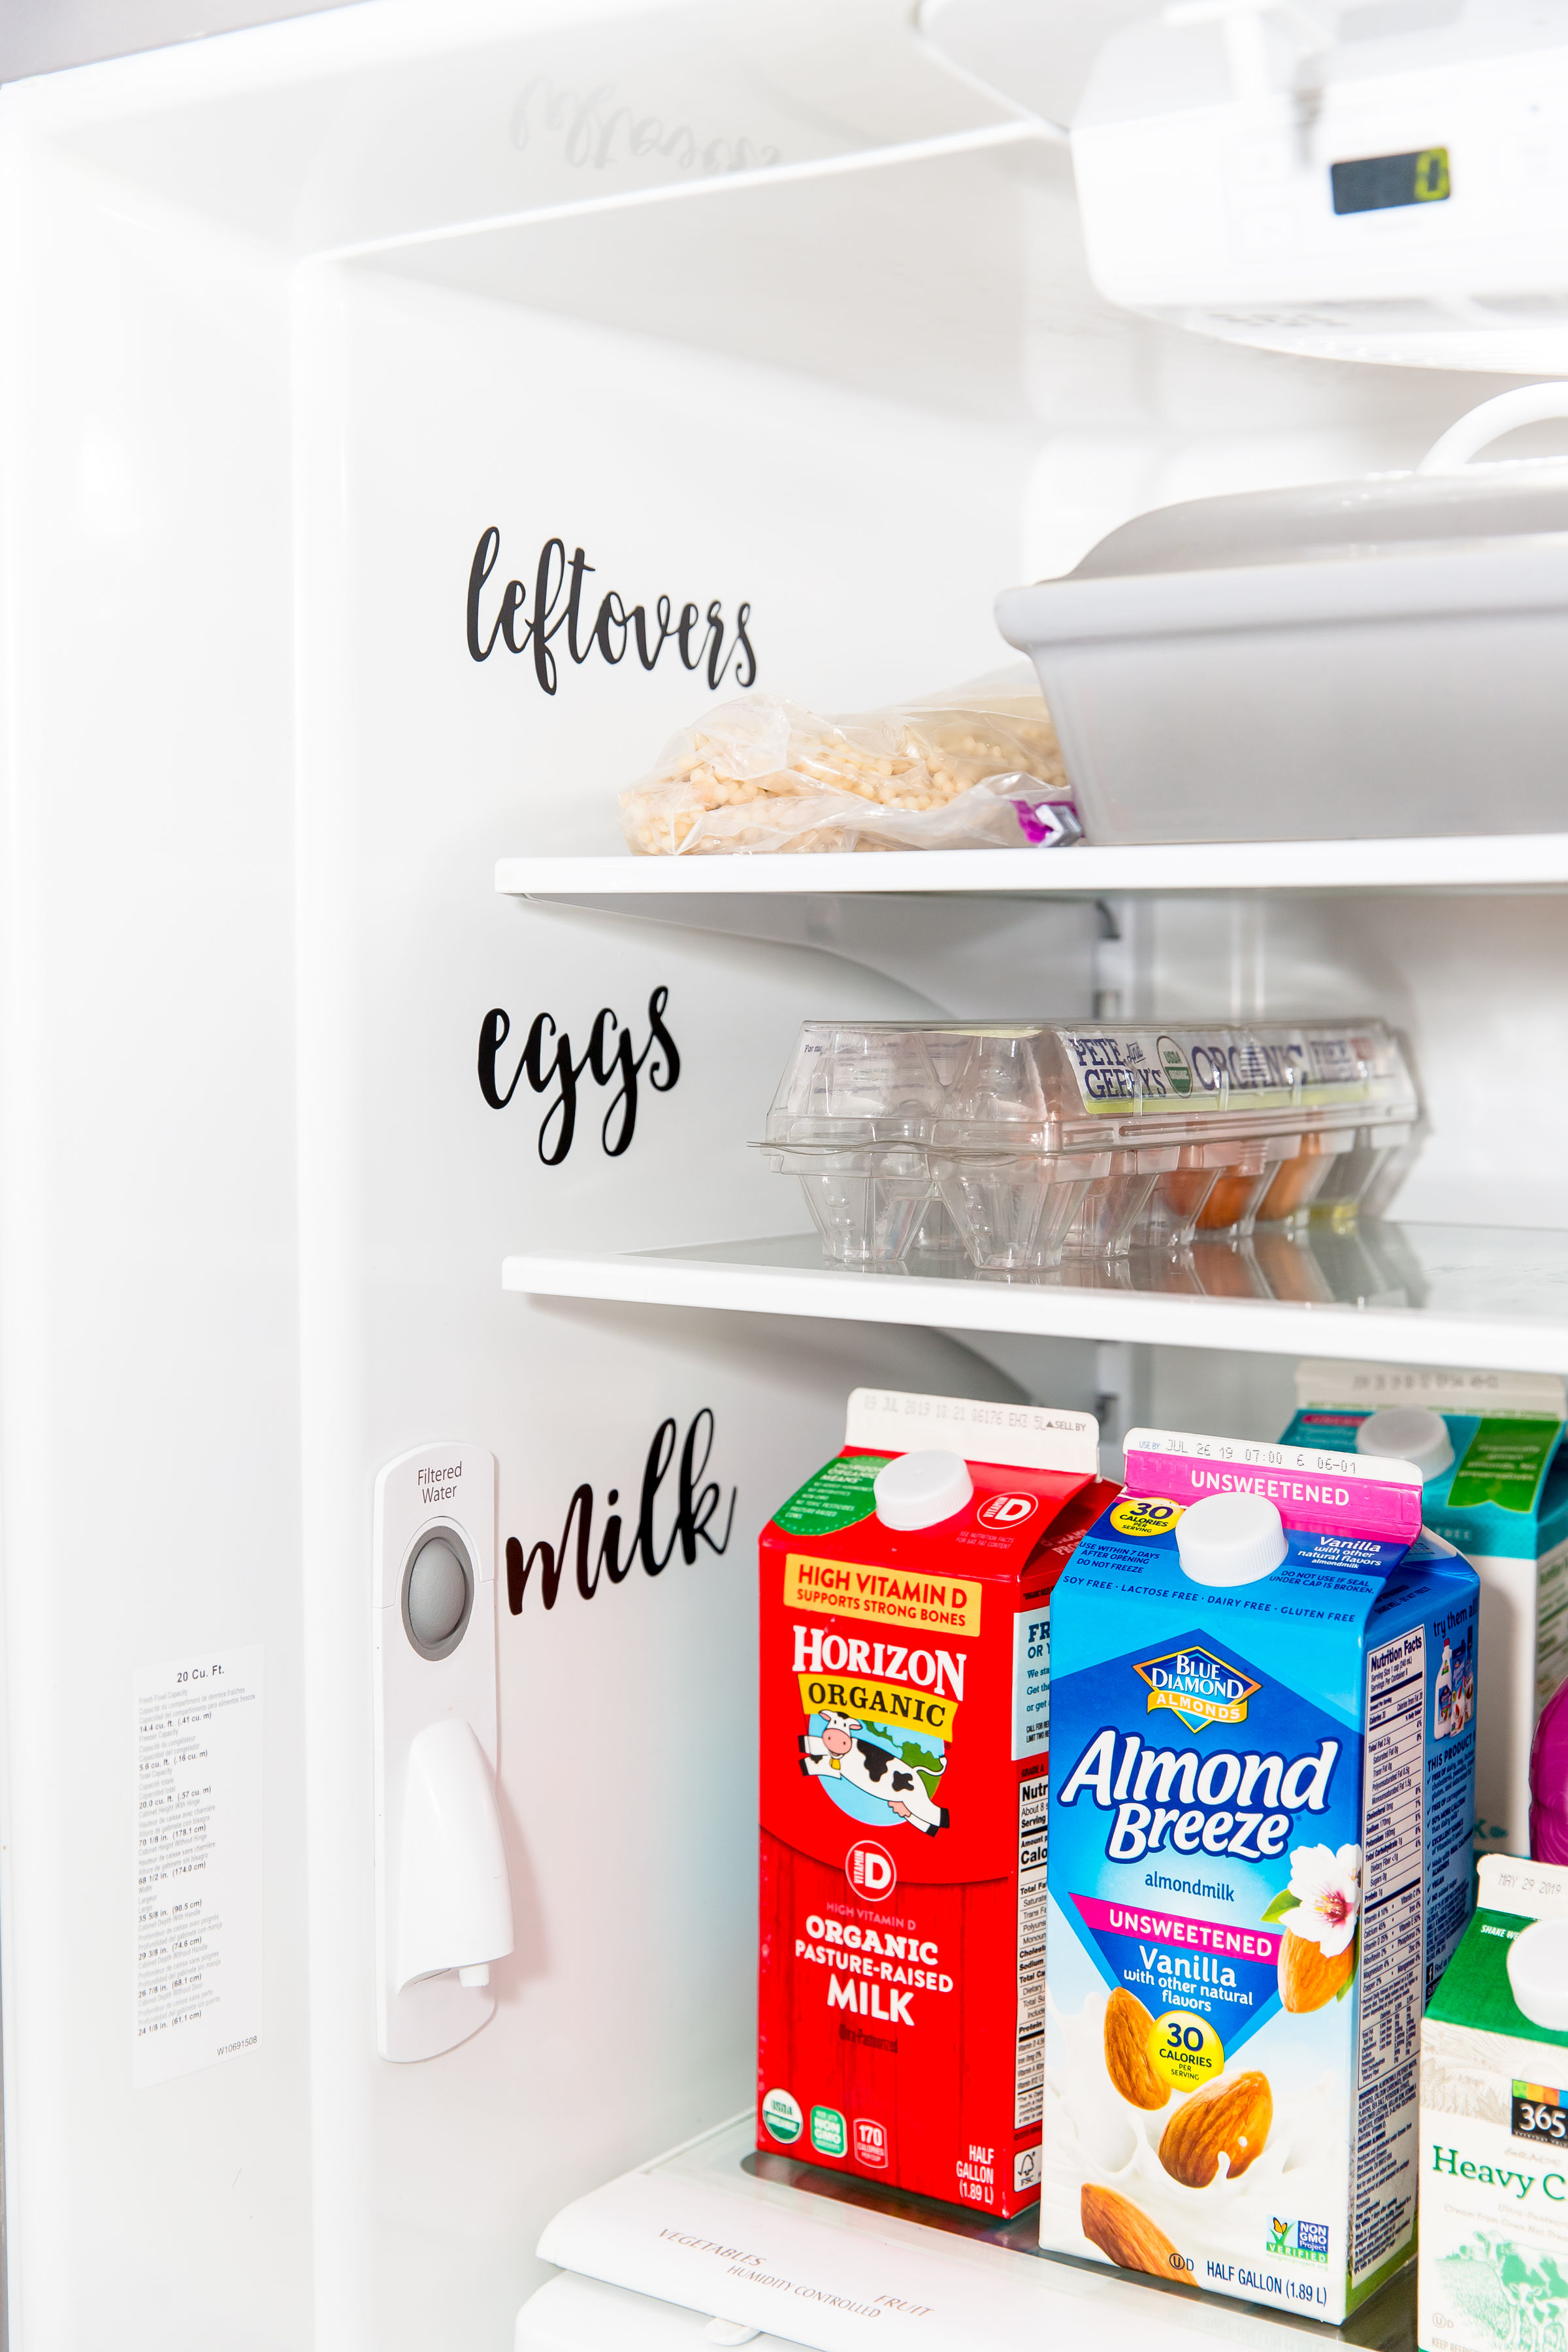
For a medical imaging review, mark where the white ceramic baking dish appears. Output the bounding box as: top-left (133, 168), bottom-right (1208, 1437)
top-left (995, 385), bottom-right (1568, 845)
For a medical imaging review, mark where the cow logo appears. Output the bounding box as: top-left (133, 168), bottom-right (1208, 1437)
top-left (977, 1492), bottom-right (1040, 1530)
top-left (854, 2117), bottom-right (889, 2169)
top-left (847, 1840), bottom-right (897, 1901)
top-left (1134, 1642), bottom-right (1262, 1733)
top-left (761, 2087), bottom-right (803, 2144)
top-left (799, 1710), bottom-right (950, 1836)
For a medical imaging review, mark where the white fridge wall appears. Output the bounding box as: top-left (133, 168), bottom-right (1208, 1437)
top-left (290, 248), bottom-right (1049, 2342)
top-left (0, 4), bottom-right (1554, 2348)
top-left (0, 95), bottom-right (316, 2352)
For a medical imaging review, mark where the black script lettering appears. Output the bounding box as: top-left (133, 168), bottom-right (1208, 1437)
top-left (633, 594), bottom-right (675, 671)
top-left (644, 985), bottom-right (681, 1092)
top-left (532, 536), bottom-right (568, 693)
top-left (467, 527), bottom-right (503, 661)
top-left (732, 602), bottom-right (757, 688)
top-left (477, 1007), bottom-right (523, 1109)
top-left (506, 1531), bottom-right (564, 1612)
top-left (469, 531), bottom-right (755, 693)
top-left (505, 1412), bottom-right (736, 1613)
top-left (525, 1012), bottom-right (579, 1165)
top-left (593, 589), bottom-right (629, 665)
top-left (600, 1488), bottom-right (631, 1584)
top-left (479, 988), bottom-right (680, 1162)
top-left (704, 599), bottom-right (728, 691)
top-left (678, 1409), bottom-right (736, 1562)
top-left (638, 1417), bottom-right (679, 1575)
top-left (566, 546), bottom-right (596, 664)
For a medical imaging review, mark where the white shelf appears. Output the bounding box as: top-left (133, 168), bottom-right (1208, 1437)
top-left (502, 1224), bottom-right (1568, 1373)
top-left (523, 2113), bottom-right (1412, 2352)
top-left (497, 835), bottom-right (1568, 902)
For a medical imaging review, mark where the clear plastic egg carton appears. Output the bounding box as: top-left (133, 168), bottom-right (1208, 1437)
top-left (759, 1018), bottom-right (1416, 1273)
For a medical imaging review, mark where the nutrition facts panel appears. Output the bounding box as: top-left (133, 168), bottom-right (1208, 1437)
top-left (1353, 1625), bottom-right (1425, 2283)
top-left (1015, 1772), bottom-right (1048, 2136)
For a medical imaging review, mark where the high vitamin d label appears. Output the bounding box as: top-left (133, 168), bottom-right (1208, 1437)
top-left (135, 1646), bottom-right (263, 2087)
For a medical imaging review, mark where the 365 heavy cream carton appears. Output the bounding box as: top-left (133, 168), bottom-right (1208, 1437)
top-left (1282, 1364), bottom-right (1568, 1858)
top-left (1420, 1855), bottom-right (1568, 2352)
top-left (1045, 1429), bottom-right (1478, 2322)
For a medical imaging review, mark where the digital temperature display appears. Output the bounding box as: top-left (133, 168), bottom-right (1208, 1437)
top-left (1331, 147), bottom-right (1451, 215)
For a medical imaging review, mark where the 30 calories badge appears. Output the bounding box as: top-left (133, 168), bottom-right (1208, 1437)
top-left (1151, 2008), bottom-right (1225, 2094)
top-left (1109, 1495), bottom-right (1184, 1540)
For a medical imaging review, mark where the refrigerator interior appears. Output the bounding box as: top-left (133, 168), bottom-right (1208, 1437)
top-left (0, 1), bottom-right (1561, 2345)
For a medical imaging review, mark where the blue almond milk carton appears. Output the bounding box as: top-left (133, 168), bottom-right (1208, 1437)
top-left (1282, 1363), bottom-right (1568, 1861)
top-left (1043, 1429), bottom-right (1479, 2323)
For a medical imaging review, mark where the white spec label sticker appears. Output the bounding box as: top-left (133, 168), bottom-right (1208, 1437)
top-left (135, 1645), bottom-right (263, 2087)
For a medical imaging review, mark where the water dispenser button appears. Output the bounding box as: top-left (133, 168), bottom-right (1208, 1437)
top-left (404, 1535), bottom-right (473, 1658)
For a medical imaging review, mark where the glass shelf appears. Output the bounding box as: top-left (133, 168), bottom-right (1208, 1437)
top-left (504, 1221), bottom-right (1568, 1372)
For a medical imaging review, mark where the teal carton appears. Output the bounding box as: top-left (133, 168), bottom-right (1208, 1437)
top-left (1282, 1364), bottom-right (1568, 1858)
top-left (1043, 1428), bottom-right (1478, 2323)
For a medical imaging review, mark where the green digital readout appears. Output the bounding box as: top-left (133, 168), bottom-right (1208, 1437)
top-left (1331, 146), bottom-right (1451, 216)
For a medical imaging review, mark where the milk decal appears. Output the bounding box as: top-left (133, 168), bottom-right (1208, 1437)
top-left (757, 1387), bottom-right (1115, 2217)
top-left (1045, 1431), bottom-right (1479, 2321)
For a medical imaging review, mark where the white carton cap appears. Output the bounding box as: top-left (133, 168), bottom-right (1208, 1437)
top-left (874, 1450), bottom-right (974, 1531)
top-left (1356, 1406), bottom-right (1454, 1482)
top-left (1507, 1918), bottom-right (1568, 2029)
top-left (1175, 1492), bottom-right (1288, 1586)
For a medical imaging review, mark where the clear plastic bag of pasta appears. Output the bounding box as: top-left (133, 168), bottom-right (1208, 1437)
top-left (618, 668), bottom-right (1083, 856)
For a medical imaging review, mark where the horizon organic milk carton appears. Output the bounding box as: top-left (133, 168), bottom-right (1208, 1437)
top-left (1044, 1429), bottom-right (1478, 2321)
top-left (1281, 1363), bottom-right (1568, 1860)
top-left (757, 1387), bottom-right (1117, 2217)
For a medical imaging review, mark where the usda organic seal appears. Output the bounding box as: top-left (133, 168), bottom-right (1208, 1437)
top-left (761, 2087), bottom-right (803, 2144)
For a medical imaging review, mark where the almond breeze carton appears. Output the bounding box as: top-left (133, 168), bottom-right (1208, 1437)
top-left (1044, 1429), bottom-right (1479, 2322)
top-left (1282, 1364), bottom-right (1568, 1860)
top-left (757, 1387), bottom-right (1118, 2217)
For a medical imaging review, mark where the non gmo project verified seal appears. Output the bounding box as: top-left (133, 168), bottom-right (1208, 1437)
top-left (810, 2105), bottom-right (847, 2159)
top-left (1268, 2217), bottom-right (1330, 2263)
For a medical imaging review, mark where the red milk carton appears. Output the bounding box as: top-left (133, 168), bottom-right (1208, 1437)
top-left (758, 1386), bottom-right (1115, 2217)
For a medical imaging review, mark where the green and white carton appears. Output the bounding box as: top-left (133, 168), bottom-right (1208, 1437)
top-left (1420, 1855), bottom-right (1568, 2352)
top-left (1283, 1365), bottom-right (1568, 1858)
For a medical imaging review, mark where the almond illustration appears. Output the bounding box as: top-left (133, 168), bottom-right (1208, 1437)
top-left (1278, 1926), bottom-right (1355, 2013)
top-left (1103, 1987), bottom-right (1169, 2110)
top-left (1158, 2071), bottom-right (1273, 2187)
top-left (1080, 2184), bottom-right (1194, 2285)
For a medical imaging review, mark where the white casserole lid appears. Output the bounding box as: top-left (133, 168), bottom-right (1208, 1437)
top-left (998, 385), bottom-right (1568, 642)
top-left (1071, 461), bottom-right (1568, 580)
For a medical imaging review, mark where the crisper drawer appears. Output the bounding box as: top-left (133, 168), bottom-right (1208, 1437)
top-left (517, 2270), bottom-right (802, 2350)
